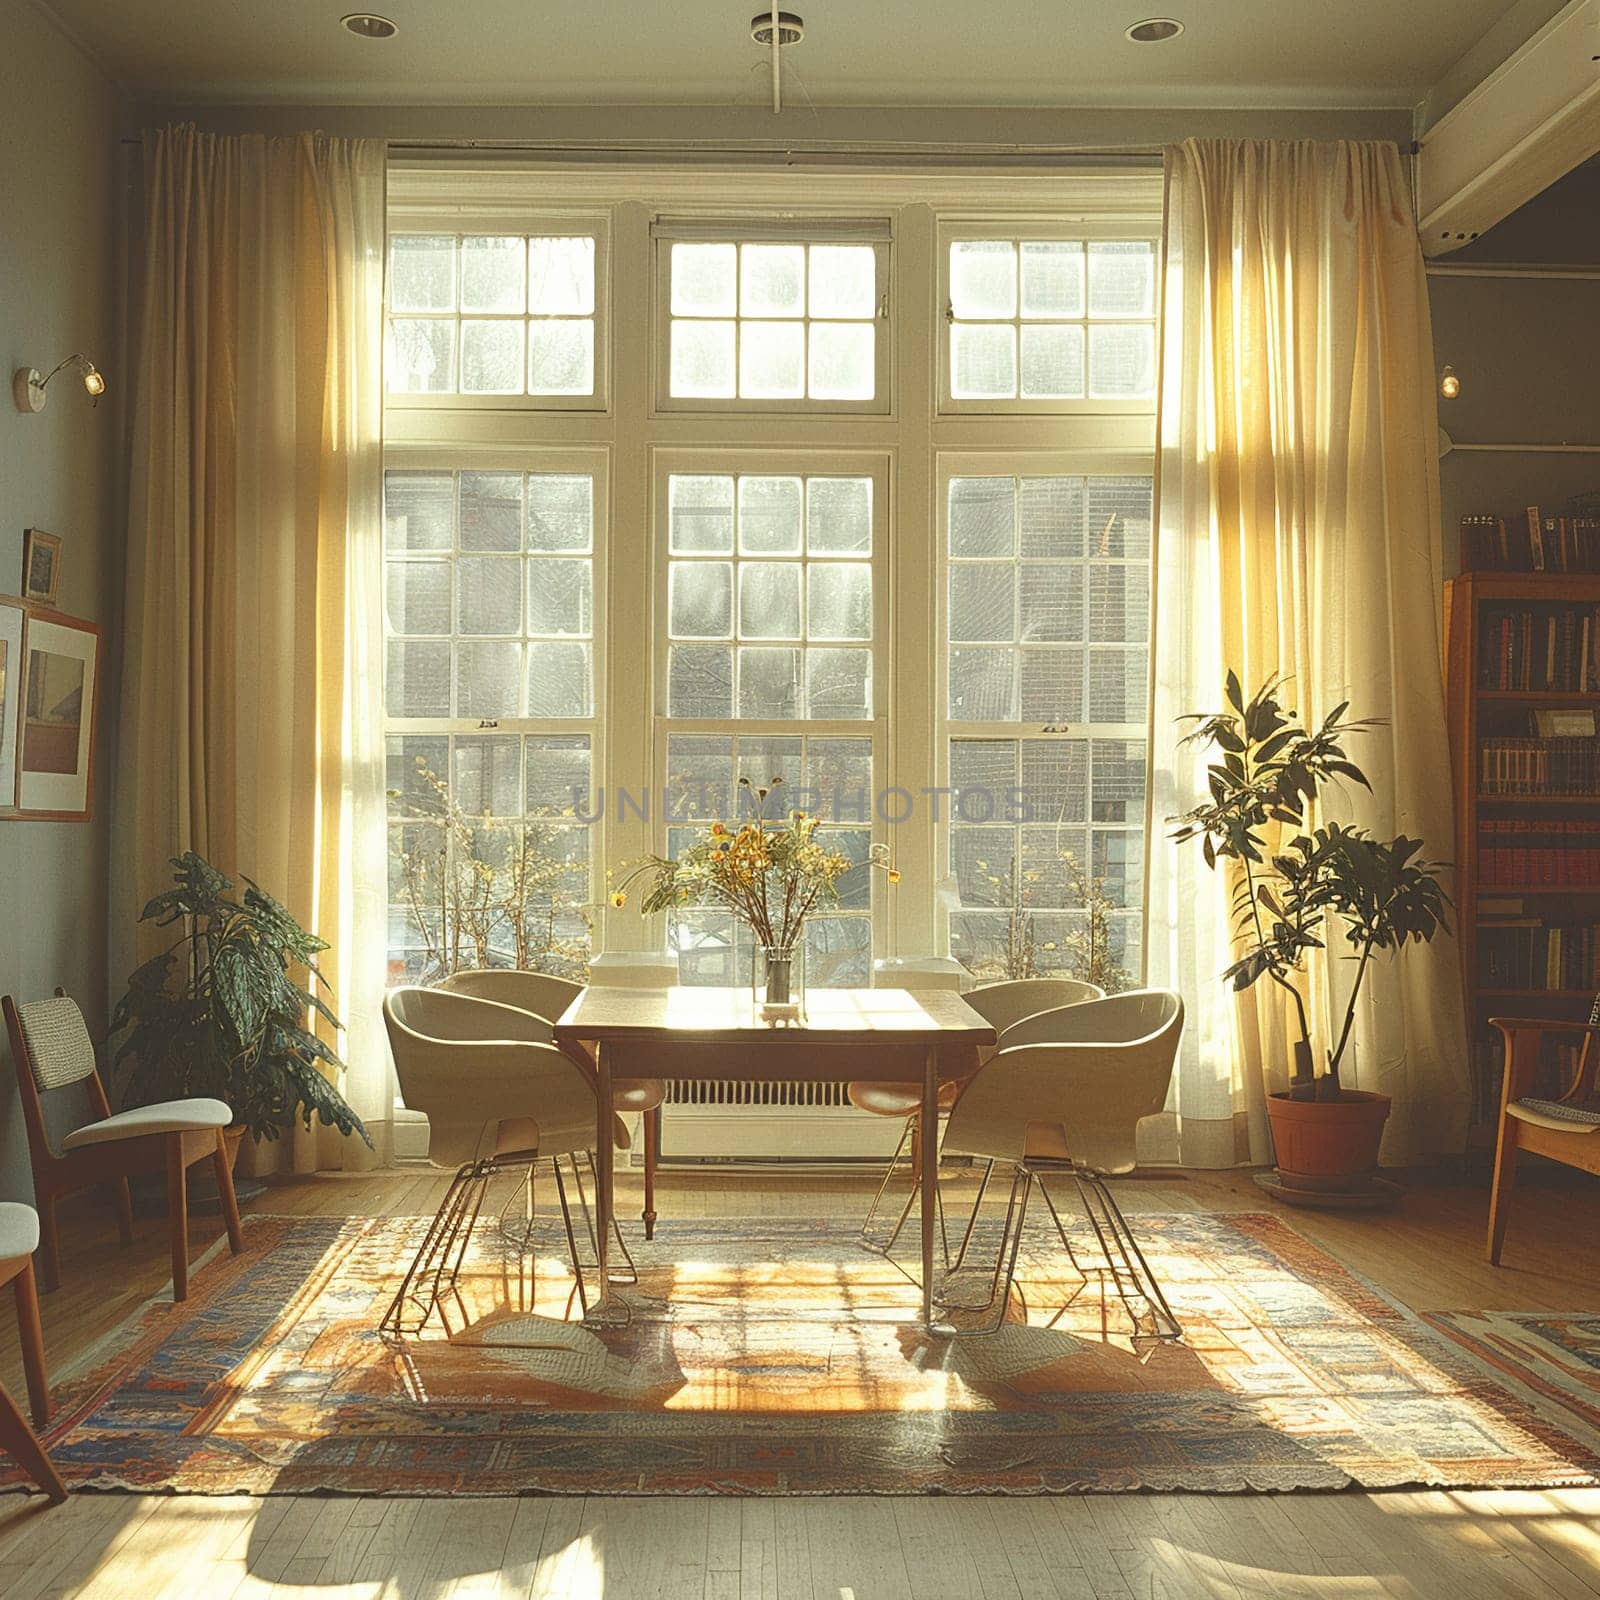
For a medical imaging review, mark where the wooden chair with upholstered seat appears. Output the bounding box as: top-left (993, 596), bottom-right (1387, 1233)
top-left (439, 969), bottom-right (667, 1240)
top-left (0, 1202), bottom-right (65, 1502)
top-left (1486, 1009), bottom-right (1600, 1265)
top-left (3, 990), bottom-right (243, 1302)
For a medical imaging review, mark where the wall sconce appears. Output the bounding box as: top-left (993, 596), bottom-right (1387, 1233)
top-left (13, 353), bottom-right (106, 414)
top-left (1438, 364), bottom-right (1461, 400)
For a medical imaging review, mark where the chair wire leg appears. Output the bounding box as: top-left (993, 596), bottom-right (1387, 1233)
top-left (948, 1159), bottom-right (994, 1274)
top-left (1033, 1172), bottom-right (1091, 1330)
top-left (1072, 1170), bottom-right (1182, 1356)
top-left (857, 1119), bottom-right (913, 1251)
top-left (930, 1166), bottom-right (1032, 1336)
top-left (550, 1156), bottom-right (591, 1319)
top-left (382, 1155), bottom-right (505, 1339)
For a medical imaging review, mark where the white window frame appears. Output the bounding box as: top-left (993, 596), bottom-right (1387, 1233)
top-left (651, 448), bottom-right (893, 966)
top-left (651, 219), bottom-right (893, 418)
top-left (934, 448), bottom-right (1155, 978)
top-left (936, 219), bottom-right (1161, 417)
top-left (385, 209), bottom-right (612, 414)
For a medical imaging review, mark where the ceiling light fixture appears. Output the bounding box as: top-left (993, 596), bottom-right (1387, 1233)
top-left (1126, 18), bottom-right (1184, 42)
top-left (13, 353), bottom-right (106, 414)
top-left (750, 10), bottom-right (804, 46)
top-left (1439, 365), bottom-right (1461, 400)
top-left (341, 13), bottom-right (398, 39)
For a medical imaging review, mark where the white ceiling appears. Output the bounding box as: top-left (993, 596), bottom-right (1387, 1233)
top-left (40, 0), bottom-right (1557, 109)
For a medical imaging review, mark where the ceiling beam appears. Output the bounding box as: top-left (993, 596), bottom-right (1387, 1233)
top-left (1416, 0), bottom-right (1600, 256)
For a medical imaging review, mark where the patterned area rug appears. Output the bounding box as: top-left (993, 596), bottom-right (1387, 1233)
top-left (9, 1208), bottom-right (1598, 1496)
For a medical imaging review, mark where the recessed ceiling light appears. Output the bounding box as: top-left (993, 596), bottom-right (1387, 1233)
top-left (750, 11), bottom-right (805, 47)
top-left (1126, 17), bottom-right (1184, 42)
top-left (341, 13), bottom-right (398, 39)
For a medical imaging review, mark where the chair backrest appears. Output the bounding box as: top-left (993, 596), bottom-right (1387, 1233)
top-left (944, 989), bottom-right (1184, 1175)
top-left (964, 977), bottom-right (1104, 1036)
top-left (3, 990), bottom-right (111, 1169)
top-left (438, 969), bottom-right (582, 1025)
top-left (382, 985), bottom-right (600, 1165)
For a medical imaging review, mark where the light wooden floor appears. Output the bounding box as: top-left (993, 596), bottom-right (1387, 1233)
top-left (2, 1163), bottom-right (1598, 1598)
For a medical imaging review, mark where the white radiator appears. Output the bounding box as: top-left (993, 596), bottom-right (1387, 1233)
top-left (651, 1077), bottom-right (903, 1166)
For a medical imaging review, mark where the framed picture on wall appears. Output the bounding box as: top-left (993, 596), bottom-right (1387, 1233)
top-left (21, 529), bottom-right (62, 605)
top-left (0, 595), bottom-right (24, 814)
top-left (17, 609), bottom-right (99, 821)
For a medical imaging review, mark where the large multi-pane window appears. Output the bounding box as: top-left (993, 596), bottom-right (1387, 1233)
top-left (942, 467), bottom-right (1153, 986)
top-left (381, 168), bottom-right (1160, 994)
top-left (382, 456), bottom-right (603, 982)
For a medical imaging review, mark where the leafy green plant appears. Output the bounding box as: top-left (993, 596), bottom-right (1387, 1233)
top-left (111, 852), bottom-right (371, 1145)
top-left (1170, 673), bottom-right (1451, 1101)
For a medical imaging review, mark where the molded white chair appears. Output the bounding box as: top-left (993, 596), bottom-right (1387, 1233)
top-left (0, 1203), bottom-right (65, 1502)
top-left (439, 969), bottom-right (667, 1238)
top-left (380, 986), bottom-right (633, 1334)
top-left (850, 977), bottom-right (1104, 1260)
top-left (935, 989), bottom-right (1184, 1350)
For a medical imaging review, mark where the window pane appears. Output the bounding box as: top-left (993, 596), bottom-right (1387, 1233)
top-left (1087, 323), bottom-right (1155, 399)
top-left (1087, 646), bottom-right (1147, 722)
top-left (390, 235), bottom-right (455, 312)
top-left (1088, 565), bottom-right (1149, 645)
top-left (949, 478), bottom-right (1015, 557)
top-left (739, 563), bottom-right (802, 640)
top-left (457, 639), bottom-right (522, 717)
top-left (1087, 241), bottom-right (1155, 317)
top-left (527, 474), bottom-right (592, 552)
top-left (452, 733), bottom-right (522, 816)
top-left (806, 738), bottom-right (873, 813)
top-left (386, 559), bottom-right (450, 635)
top-left (734, 735), bottom-right (803, 795)
top-left (1020, 650), bottom-right (1085, 721)
top-left (949, 647), bottom-right (1016, 721)
top-left (669, 644), bottom-right (734, 718)
top-left (669, 561), bottom-right (733, 637)
top-left (670, 475), bottom-right (735, 553)
top-left (738, 477), bottom-right (803, 555)
top-left (460, 236), bottom-right (526, 313)
top-left (527, 558), bottom-right (592, 637)
top-left (806, 648), bottom-right (870, 719)
top-left (805, 915), bottom-right (871, 987)
top-left (529, 319), bottom-right (594, 395)
top-left (809, 245), bottom-right (876, 317)
top-left (387, 734), bottom-right (449, 813)
top-left (460, 472), bottom-right (523, 551)
top-left (1020, 242), bottom-right (1084, 317)
top-left (1020, 477), bottom-right (1083, 559)
top-left (455, 564), bottom-right (519, 645)
top-left (807, 478), bottom-right (872, 554)
top-left (526, 734), bottom-right (592, 816)
top-left (527, 641), bottom-right (591, 717)
top-left (807, 564), bottom-right (871, 640)
top-left (1085, 476), bottom-right (1152, 559)
top-left (1020, 323), bottom-right (1084, 398)
top-left (808, 322), bottom-right (875, 401)
top-left (387, 319), bottom-right (455, 393)
top-left (671, 320), bottom-right (736, 397)
top-left (528, 236), bottom-right (595, 315)
top-left (459, 320), bottom-right (525, 394)
top-left (950, 323), bottom-right (1016, 399)
top-left (386, 640), bottom-right (451, 717)
top-left (1091, 738), bottom-right (1145, 822)
top-left (950, 566), bottom-right (1015, 643)
top-left (740, 244), bottom-right (804, 316)
top-left (739, 320), bottom-right (805, 398)
top-left (672, 242), bottom-right (737, 316)
top-left (1020, 564), bottom-right (1084, 642)
top-left (950, 240), bottom-right (1016, 318)
top-left (738, 647), bottom-right (801, 718)
top-left (1023, 739), bottom-right (1088, 825)
top-left (384, 473), bottom-right (453, 552)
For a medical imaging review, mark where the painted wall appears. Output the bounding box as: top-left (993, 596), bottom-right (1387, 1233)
top-left (1432, 161), bottom-right (1600, 573)
top-left (0, 0), bottom-right (123, 1203)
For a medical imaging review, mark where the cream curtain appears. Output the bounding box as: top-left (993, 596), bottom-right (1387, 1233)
top-left (1143, 138), bottom-right (1469, 1168)
top-left (117, 126), bottom-right (391, 1170)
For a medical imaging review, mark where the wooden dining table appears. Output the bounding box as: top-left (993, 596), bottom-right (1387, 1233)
top-left (552, 985), bottom-right (997, 1327)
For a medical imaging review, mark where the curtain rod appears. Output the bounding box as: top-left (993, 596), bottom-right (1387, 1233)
top-left (1427, 262), bottom-right (1600, 282)
top-left (1446, 442), bottom-right (1600, 455)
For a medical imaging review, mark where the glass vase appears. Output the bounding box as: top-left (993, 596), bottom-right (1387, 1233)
top-left (754, 941), bottom-right (804, 1022)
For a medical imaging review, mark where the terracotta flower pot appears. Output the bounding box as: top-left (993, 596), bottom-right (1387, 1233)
top-left (1266, 1089), bottom-right (1391, 1189)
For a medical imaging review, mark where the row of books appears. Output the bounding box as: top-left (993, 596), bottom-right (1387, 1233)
top-left (1462, 508), bottom-right (1600, 574)
top-left (1477, 922), bottom-right (1600, 991)
top-left (1477, 606), bottom-right (1600, 692)
top-left (1479, 737), bottom-right (1600, 796)
top-left (1478, 821), bottom-right (1600, 884)
top-left (1467, 1032), bottom-right (1589, 1126)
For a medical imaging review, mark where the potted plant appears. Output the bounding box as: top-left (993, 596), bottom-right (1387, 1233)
top-left (111, 852), bottom-right (371, 1194)
top-left (1170, 674), bottom-right (1451, 1193)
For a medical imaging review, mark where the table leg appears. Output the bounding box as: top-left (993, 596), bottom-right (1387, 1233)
top-left (594, 1042), bottom-right (615, 1297)
top-left (921, 1046), bottom-right (938, 1327)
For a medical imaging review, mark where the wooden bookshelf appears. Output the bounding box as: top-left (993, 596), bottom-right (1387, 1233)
top-left (1444, 569), bottom-right (1600, 1132)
